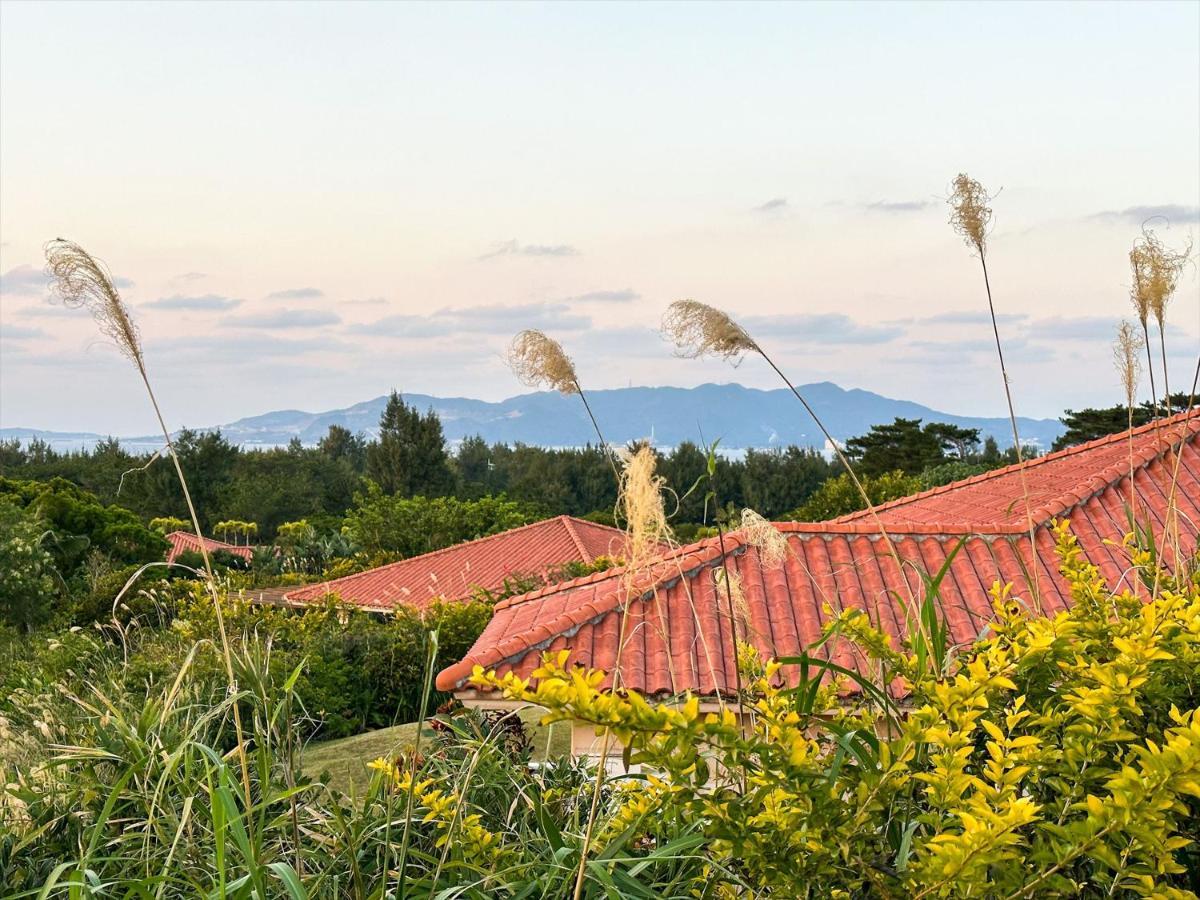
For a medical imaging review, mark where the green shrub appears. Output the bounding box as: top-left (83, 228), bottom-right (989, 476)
top-left (0, 496), bottom-right (58, 631)
top-left (343, 485), bottom-right (542, 558)
top-left (786, 469), bottom-right (922, 521)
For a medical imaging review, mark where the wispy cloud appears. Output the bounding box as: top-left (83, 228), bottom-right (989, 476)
top-left (753, 197), bottom-right (788, 213)
top-left (0, 264), bottom-right (48, 297)
top-left (916, 310), bottom-right (1029, 327)
top-left (14, 302), bottom-right (89, 319)
top-left (899, 336), bottom-right (1055, 365)
top-left (142, 293), bottom-right (242, 311)
top-left (741, 313), bottom-right (904, 345)
top-left (437, 301), bottom-right (590, 333)
top-left (1, 324), bottom-right (49, 340)
top-left (345, 314), bottom-right (457, 338)
top-left (562, 288), bottom-right (640, 304)
top-left (1091, 204), bottom-right (1200, 225)
top-left (152, 333), bottom-right (354, 363)
top-left (170, 271), bottom-right (207, 284)
top-left (478, 239), bottom-right (580, 261)
top-left (347, 302), bottom-right (590, 338)
top-left (266, 287), bottom-right (325, 301)
top-left (863, 199), bottom-right (935, 213)
top-left (1026, 315), bottom-right (1121, 342)
top-left (223, 308), bottom-right (342, 329)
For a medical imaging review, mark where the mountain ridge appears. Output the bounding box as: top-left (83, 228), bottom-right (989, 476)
top-left (1, 382), bottom-right (1065, 454)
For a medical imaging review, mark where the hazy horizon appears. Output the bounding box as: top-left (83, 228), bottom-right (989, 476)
top-left (2, 1), bottom-right (1198, 434)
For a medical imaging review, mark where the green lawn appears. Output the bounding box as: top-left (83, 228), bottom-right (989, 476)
top-left (301, 706), bottom-right (572, 795)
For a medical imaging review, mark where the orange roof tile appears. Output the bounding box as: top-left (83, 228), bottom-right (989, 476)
top-left (165, 531), bottom-right (255, 565)
top-left (283, 516), bottom-right (630, 612)
top-left (437, 410), bottom-right (1200, 698)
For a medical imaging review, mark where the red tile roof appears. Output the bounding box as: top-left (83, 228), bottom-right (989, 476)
top-left (437, 411), bottom-right (1200, 698)
top-left (165, 531), bottom-right (255, 565)
top-left (283, 516), bottom-right (630, 612)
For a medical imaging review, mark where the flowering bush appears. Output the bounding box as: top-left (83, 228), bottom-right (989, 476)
top-left (474, 522), bottom-right (1200, 897)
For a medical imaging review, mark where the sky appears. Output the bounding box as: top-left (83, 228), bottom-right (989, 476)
top-left (1, 0), bottom-right (1198, 436)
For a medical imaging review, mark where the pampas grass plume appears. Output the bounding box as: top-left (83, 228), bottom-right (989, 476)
top-left (507, 329), bottom-right (580, 394)
top-left (1114, 320), bottom-right (1143, 411)
top-left (948, 173), bottom-right (992, 256)
top-left (44, 238), bottom-right (143, 366)
top-left (741, 508), bottom-right (788, 568)
top-left (662, 300), bottom-right (758, 363)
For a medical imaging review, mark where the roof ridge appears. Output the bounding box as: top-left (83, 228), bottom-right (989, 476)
top-left (284, 514), bottom-right (630, 603)
top-left (1026, 420), bottom-right (1199, 522)
top-left (167, 530), bottom-right (240, 550)
top-left (437, 538), bottom-right (736, 691)
top-left (835, 409), bottom-right (1199, 524)
top-left (286, 516), bottom-right (588, 600)
top-left (558, 515), bottom-right (592, 562)
top-left (493, 531), bottom-right (735, 611)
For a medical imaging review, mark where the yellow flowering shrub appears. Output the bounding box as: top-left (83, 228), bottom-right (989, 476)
top-left (473, 522), bottom-right (1200, 897)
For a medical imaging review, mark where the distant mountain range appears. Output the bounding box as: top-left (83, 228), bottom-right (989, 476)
top-left (2, 382), bottom-right (1065, 455)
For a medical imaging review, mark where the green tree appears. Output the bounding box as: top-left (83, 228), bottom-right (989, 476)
top-left (366, 391), bottom-right (455, 497)
top-left (844, 418), bottom-right (978, 477)
top-left (1051, 394), bottom-right (1191, 451)
top-left (149, 516), bottom-right (188, 535)
top-left (739, 447), bottom-right (834, 519)
top-left (318, 424), bottom-right (367, 471)
top-left (343, 485), bottom-right (540, 558)
top-left (0, 496), bottom-right (57, 631)
top-left (0, 477), bottom-right (167, 569)
top-left (786, 470), bottom-right (922, 521)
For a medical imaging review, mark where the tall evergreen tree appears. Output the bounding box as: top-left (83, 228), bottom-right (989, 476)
top-left (844, 418), bottom-right (946, 477)
top-left (366, 391), bottom-right (455, 497)
top-left (318, 425), bottom-right (367, 470)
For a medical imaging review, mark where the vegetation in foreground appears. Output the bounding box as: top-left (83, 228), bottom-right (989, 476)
top-left (2, 524), bottom-right (1198, 897)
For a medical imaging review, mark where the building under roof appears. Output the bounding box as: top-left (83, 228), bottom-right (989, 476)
top-left (283, 515), bottom-right (630, 612)
top-left (165, 531), bottom-right (255, 565)
top-left (437, 411), bottom-right (1200, 717)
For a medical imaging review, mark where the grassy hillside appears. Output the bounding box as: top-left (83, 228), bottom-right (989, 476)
top-left (301, 707), bottom-right (572, 795)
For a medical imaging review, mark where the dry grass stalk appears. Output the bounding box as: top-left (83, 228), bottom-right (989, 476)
top-left (45, 239), bottom-right (143, 366)
top-left (662, 299), bottom-right (758, 363)
top-left (616, 445), bottom-right (673, 572)
top-left (948, 173), bottom-right (993, 256)
top-left (506, 329), bottom-right (580, 394)
top-left (715, 565), bottom-right (750, 636)
top-left (1114, 321), bottom-right (1144, 512)
top-left (741, 508), bottom-right (788, 568)
top-left (43, 238), bottom-right (255, 812)
top-left (662, 300), bottom-right (919, 623)
top-left (1114, 321), bottom-right (1143, 415)
top-left (946, 173), bottom-right (1041, 610)
top-left (1130, 228), bottom-right (1191, 415)
top-left (574, 442), bottom-right (673, 900)
top-left (507, 329), bottom-right (618, 479)
top-left (1129, 242), bottom-right (1159, 413)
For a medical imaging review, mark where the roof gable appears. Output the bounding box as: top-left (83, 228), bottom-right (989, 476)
top-left (165, 531), bottom-right (254, 564)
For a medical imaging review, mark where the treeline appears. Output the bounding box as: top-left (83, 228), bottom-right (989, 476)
top-left (9, 390), bottom-right (1162, 542)
top-left (0, 392), bottom-right (841, 535)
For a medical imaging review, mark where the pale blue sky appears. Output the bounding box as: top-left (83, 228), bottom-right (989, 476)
top-left (1, 0), bottom-right (1198, 434)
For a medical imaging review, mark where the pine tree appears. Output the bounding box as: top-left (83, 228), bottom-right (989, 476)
top-left (366, 391), bottom-right (455, 496)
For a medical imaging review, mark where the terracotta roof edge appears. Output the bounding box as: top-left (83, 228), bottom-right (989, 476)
top-left (833, 410), bottom-right (1198, 524)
